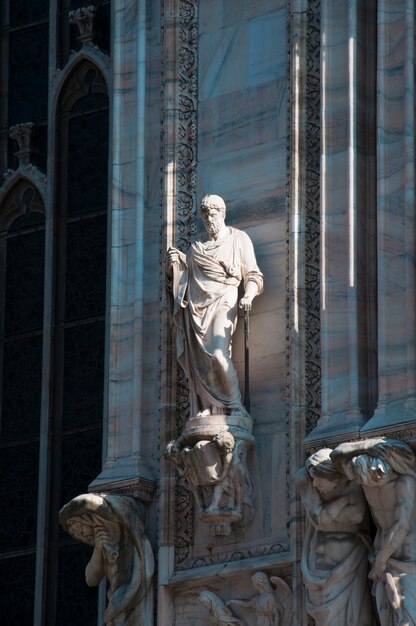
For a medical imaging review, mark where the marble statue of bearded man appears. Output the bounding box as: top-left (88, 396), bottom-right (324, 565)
top-left (166, 194), bottom-right (263, 417)
top-left (296, 449), bottom-right (376, 626)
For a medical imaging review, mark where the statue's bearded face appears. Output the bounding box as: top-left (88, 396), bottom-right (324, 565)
top-left (201, 206), bottom-right (225, 236)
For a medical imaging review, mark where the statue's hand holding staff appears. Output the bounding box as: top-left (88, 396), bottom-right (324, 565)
top-left (239, 280), bottom-right (258, 310)
top-left (239, 295), bottom-right (253, 310)
top-left (166, 246), bottom-right (185, 277)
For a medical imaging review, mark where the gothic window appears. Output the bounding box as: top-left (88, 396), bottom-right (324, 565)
top-left (0, 183), bottom-right (46, 625)
top-left (6, 5), bottom-right (49, 173)
top-left (0, 2), bottom-right (110, 624)
top-left (44, 59), bottom-right (109, 626)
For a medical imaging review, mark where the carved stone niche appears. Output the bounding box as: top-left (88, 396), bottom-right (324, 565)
top-left (59, 493), bottom-right (154, 626)
top-left (167, 425), bottom-right (255, 537)
top-left (165, 194), bottom-right (263, 537)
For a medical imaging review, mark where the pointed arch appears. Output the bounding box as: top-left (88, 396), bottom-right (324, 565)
top-left (0, 180), bottom-right (46, 553)
top-left (52, 48), bottom-right (110, 117)
top-left (0, 174), bottom-right (46, 232)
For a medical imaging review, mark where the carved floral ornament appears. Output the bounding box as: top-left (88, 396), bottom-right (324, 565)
top-left (9, 122), bottom-right (34, 166)
top-left (2, 123), bottom-right (46, 201)
top-left (68, 5), bottom-right (97, 44)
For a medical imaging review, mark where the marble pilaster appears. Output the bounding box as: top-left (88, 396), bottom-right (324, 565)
top-left (89, 0), bottom-right (155, 497)
top-left (287, 5), bottom-right (318, 623)
top-left (158, 0), bottom-right (199, 589)
top-left (363, 0), bottom-right (416, 435)
top-left (306, 0), bottom-right (377, 444)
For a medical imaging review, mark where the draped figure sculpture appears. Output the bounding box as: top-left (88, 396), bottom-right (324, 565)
top-left (59, 493), bottom-right (154, 626)
top-left (296, 449), bottom-right (375, 626)
top-left (199, 590), bottom-right (246, 626)
top-left (166, 194), bottom-right (263, 418)
top-left (227, 572), bottom-right (292, 626)
top-left (331, 438), bottom-right (416, 626)
top-left (165, 194), bottom-right (262, 535)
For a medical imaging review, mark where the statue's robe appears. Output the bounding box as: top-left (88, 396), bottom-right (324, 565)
top-left (302, 516), bottom-right (375, 626)
top-left (301, 515), bottom-right (376, 626)
top-left (168, 227), bottom-right (263, 415)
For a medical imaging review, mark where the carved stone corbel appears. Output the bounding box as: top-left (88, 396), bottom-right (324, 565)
top-left (59, 493), bottom-right (154, 626)
top-left (68, 6), bottom-right (97, 44)
top-left (167, 429), bottom-right (254, 537)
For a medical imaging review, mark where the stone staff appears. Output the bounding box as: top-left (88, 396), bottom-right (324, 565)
top-left (243, 305), bottom-right (250, 412)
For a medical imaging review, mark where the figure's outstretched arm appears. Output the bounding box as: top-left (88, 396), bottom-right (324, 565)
top-left (227, 599), bottom-right (252, 609)
top-left (369, 475), bottom-right (415, 580)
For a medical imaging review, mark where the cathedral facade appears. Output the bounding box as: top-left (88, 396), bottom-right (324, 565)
top-left (1, 1), bottom-right (415, 624)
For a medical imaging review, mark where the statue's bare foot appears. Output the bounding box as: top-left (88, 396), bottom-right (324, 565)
top-left (197, 408), bottom-right (212, 417)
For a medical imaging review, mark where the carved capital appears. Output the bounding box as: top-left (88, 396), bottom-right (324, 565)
top-left (59, 493), bottom-right (154, 626)
top-left (68, 5), bottom-right (97, 44)
top-left (9, 122), bottom-right (35, 166)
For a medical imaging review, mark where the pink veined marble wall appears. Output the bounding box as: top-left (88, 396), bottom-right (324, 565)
top-left (363, 0), bottom-right (416, 434)
top-left (193, 0), bottom-right (289, 556)
top-left (307, 0), bottom-right (378, 446)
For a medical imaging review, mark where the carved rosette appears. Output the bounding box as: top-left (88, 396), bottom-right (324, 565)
top-left (68, 5), bottom-right (97, 44)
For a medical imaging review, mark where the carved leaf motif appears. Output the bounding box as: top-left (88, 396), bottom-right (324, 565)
top-left (304, 0), bottom-right (321, 434)
top-left (179, 1), bottom-right (196, 24)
